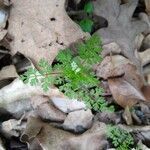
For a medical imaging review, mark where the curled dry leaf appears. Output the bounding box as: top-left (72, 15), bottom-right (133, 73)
top-left (96, 55), bottom-right (131, 79)
top-left (8, 0), bottom-right (88, 65)
top-left (108, 78), bottom-right (146, 108)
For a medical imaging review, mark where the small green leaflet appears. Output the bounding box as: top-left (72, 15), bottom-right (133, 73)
top-left (84, 1), bottom-right (94, 14)
top-left (79, 19), bottom-right (94, 33)
top-left (20, 59), bottom-right (54, 92)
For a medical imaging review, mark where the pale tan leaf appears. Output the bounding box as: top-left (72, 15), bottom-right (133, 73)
top-left (8, 0), bottom-right (88, 65)
top-left (0, 65), bottom-right (18, 81)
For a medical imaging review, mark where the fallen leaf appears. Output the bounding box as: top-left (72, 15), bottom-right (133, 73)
top-left (8, 0), bottom-right (88, 65)
top-left (96, 55), bottom-right (131, 79)
top-left (93, 0), bottom-right (147, 71)
top-left (142, 85), bottom-right (150, 101)
top-left (108, 78), bottom-right (146, 108)
top-left (123, 63), bottom-right (144, 90)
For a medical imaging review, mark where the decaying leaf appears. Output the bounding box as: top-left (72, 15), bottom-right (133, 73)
top-left (122, 63), bottom-right (144, 90)
top-left (96, 55), bottom-right (131, 79)
top-left (93, 0), bottom-right (147, 73)
top-left (7, 0), bottom-right (88, 66)
top-left (108, 78), bottom-right (146, 108)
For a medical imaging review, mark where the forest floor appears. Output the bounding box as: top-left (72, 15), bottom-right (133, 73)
top-left (0, 0), bottom-right (150, 150)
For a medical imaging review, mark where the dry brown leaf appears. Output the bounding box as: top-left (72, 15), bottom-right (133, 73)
top-left (96, 55), bottom-right (132, 79)
top-left (123, 63), bottom-right (144, 90)
top-left (8, 0), bottom-right (87, 65)
top-left (142, 85), bottom-right (150, 101)
top-left (108, 78), bottom-right (146, 108)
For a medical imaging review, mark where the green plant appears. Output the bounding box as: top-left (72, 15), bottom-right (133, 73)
top-left (107, 126), bottom-right (134, 150)
top-left (79, 18), bottom-right (94, 33)
top-left (20, 35), bottom-right (114, 112)
top-left (79, 1), bottom-right (94, 33)
top-left (84, 1), bottom-right (94, 14)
